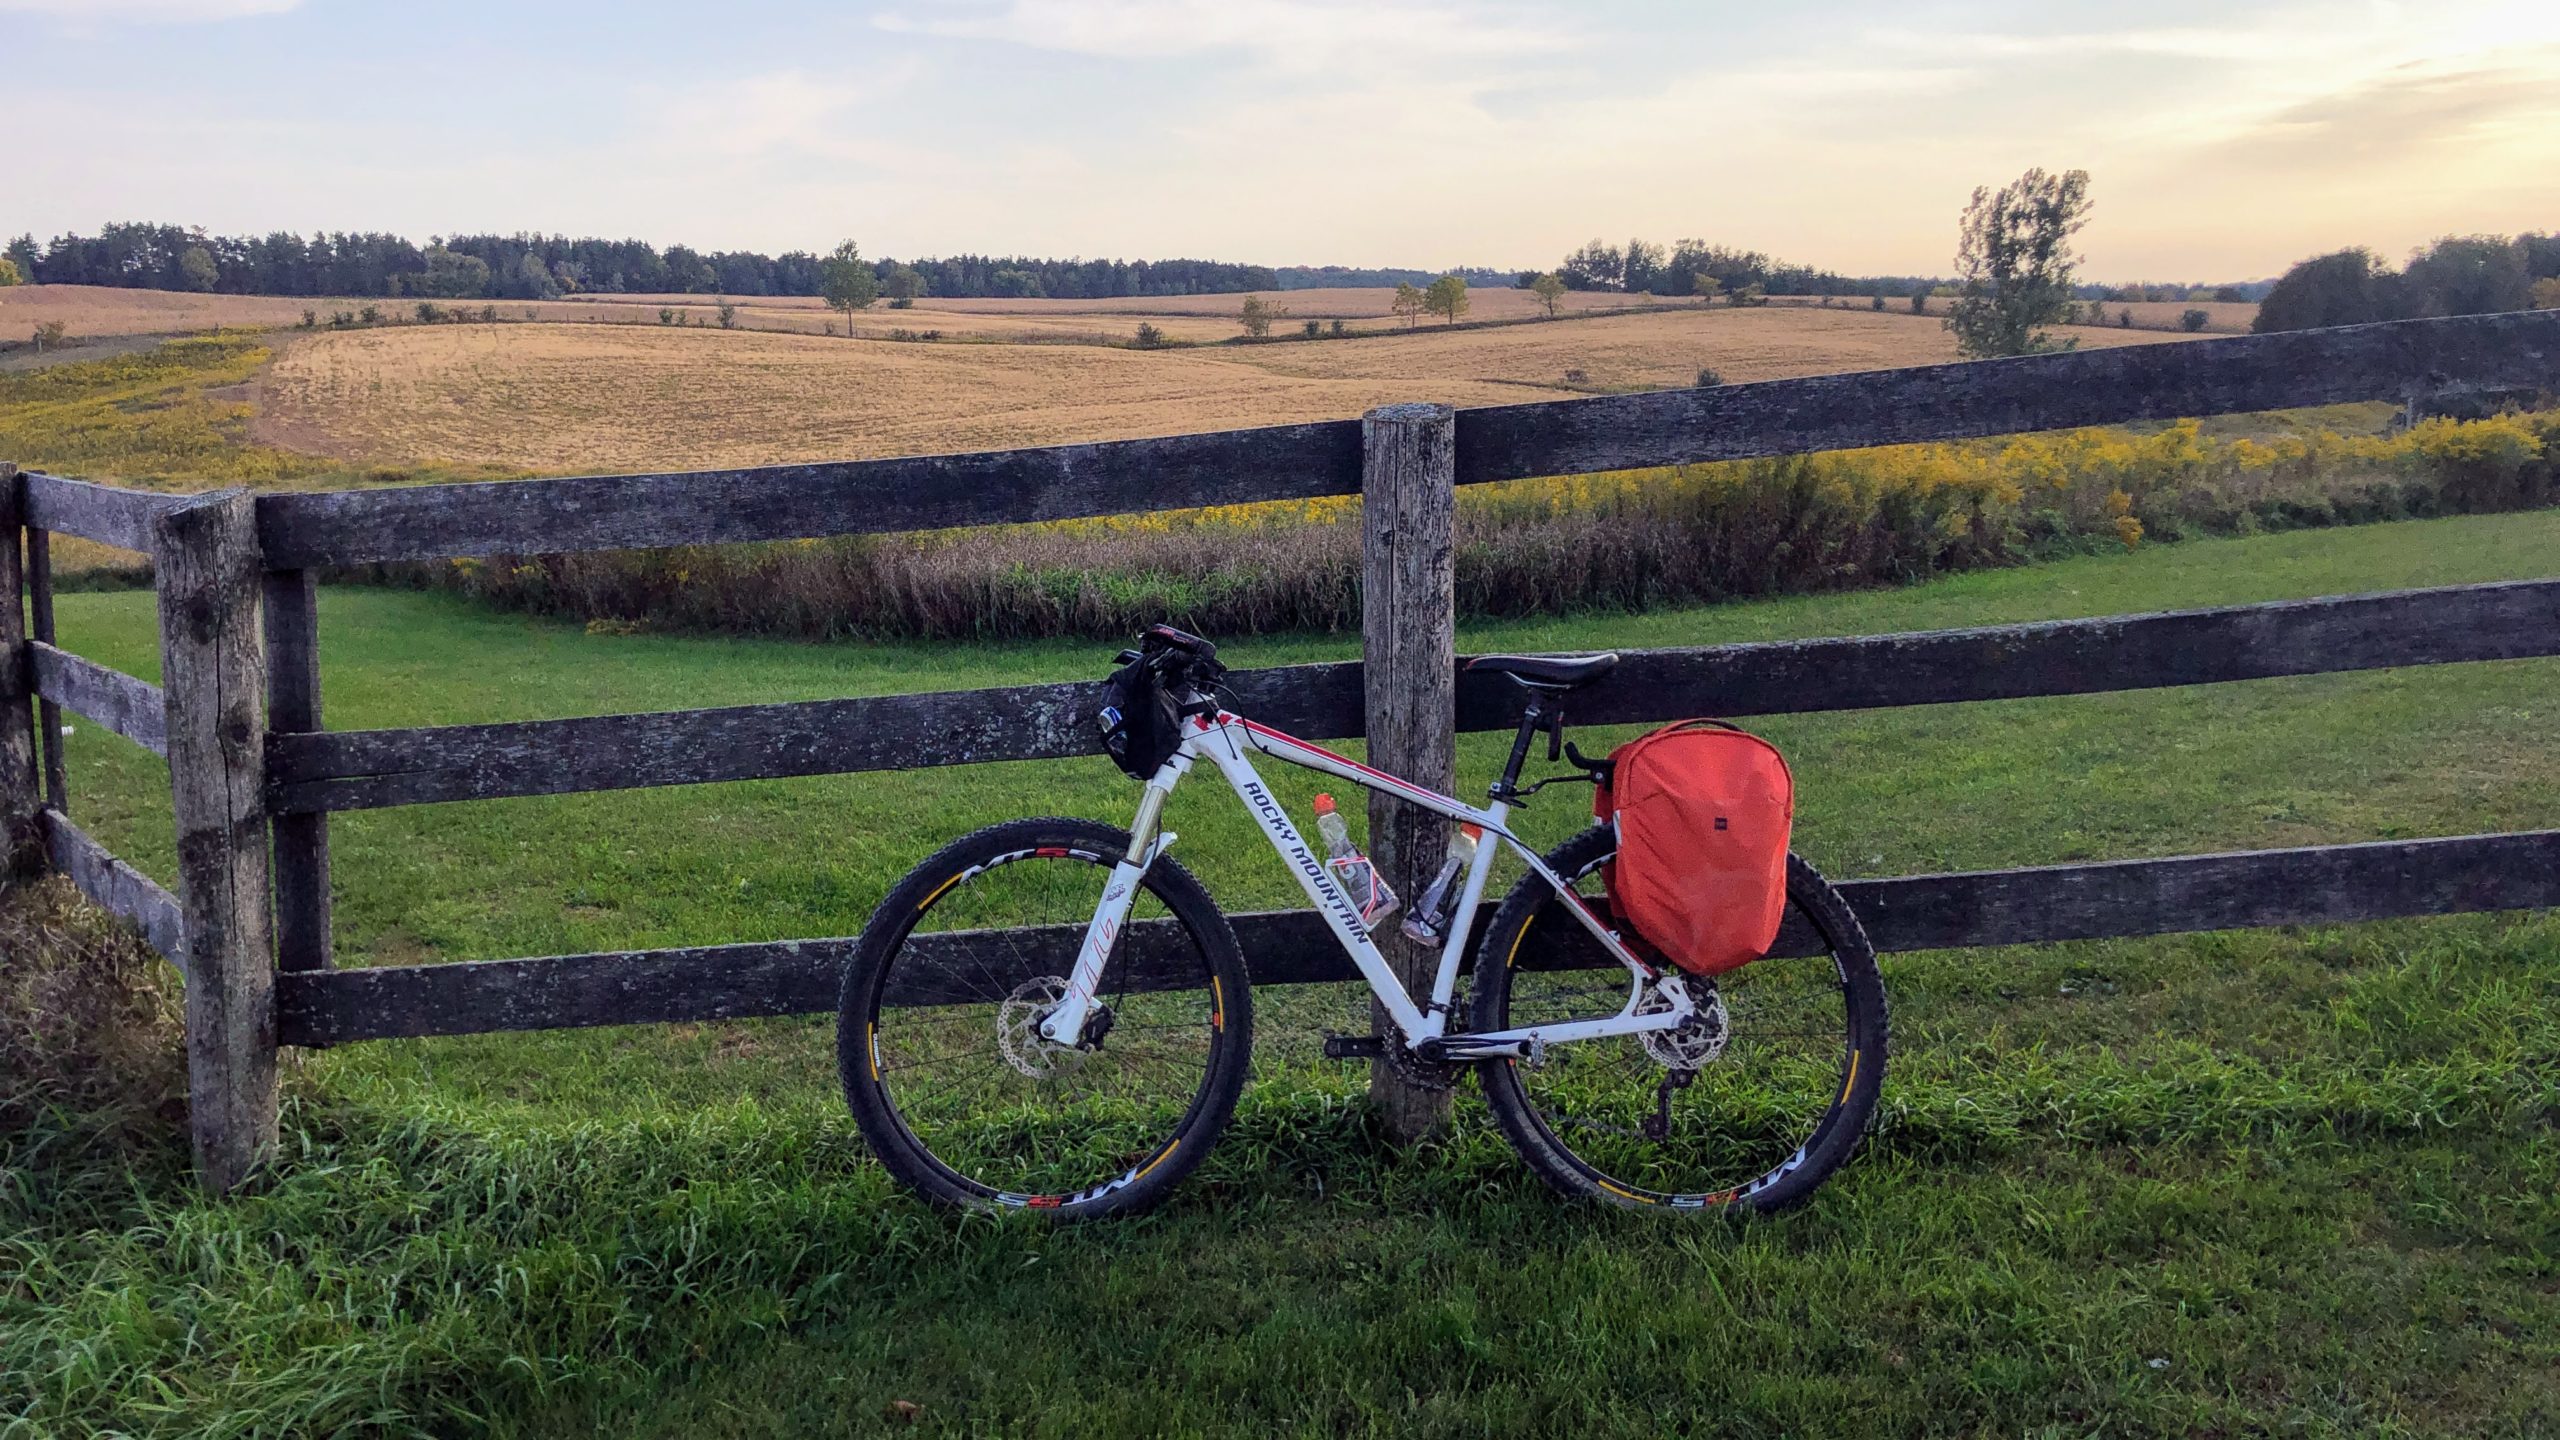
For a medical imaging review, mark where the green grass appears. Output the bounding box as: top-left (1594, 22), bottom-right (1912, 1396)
top-left (9, 509), bottom-right (2560, 1435)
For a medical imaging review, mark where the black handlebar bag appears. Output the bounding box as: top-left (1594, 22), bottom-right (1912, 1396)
top-left (1096, 659), bottom-right (1185, 780)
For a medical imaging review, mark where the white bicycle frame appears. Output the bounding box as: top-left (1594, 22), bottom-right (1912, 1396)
top-left (1037, 709), bottom-right (1695, 1055)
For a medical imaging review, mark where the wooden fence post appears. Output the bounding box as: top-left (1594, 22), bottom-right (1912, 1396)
top-left (0, 463), bottom-right (38, 876)
top-left (264, 570), bottom-right (331, 971)
top-left (157, 490), bottom-right (277, 1191)
top-left (1360, 403), bottom-right (1458, 1144)
top-left (27, 526), bottom-right (67, 815)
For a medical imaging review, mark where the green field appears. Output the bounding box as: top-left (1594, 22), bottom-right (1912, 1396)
top-left (10, 510), bottom-right (2560, 1435)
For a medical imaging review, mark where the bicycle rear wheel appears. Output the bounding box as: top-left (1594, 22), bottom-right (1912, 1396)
top-left (1472, 828), bottom-right (1887, 1213)
top-left (837, 817), bottom-right (1252, 1219)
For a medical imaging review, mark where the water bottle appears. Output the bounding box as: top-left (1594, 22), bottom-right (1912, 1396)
top-left (1400, 824), bottom-right (1483, 944)
top-left (1310, 793), bottom-right (1399, 928)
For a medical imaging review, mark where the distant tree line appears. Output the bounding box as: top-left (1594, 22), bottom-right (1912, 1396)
top-left (1537, 237), bottom-right (1939, 299)
top-left (2253, 233), bottom-right (2560, 333)
top-left (0, 222), bottom-right (1281, 301)
top-left (1274, 264), bottom-right (1513, 290)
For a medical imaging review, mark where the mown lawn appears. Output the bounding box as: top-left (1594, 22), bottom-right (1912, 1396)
top-left (8, 510), bottom-right (2558, 1436)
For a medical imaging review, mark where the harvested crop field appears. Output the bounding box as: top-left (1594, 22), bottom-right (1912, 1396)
top-left (257, 305), bottom-right (2208, 472)
top-left (1, 283), bottom-right (862, 342)
top-left (596, 285), bottom-right (1670, 320)
top-left (571, 285), bottom-right (1680, 342)
top-left (1237, 305), bottom-right (2187, 391)
top-left (1, 284), bottom-right (356, 340)
top-left (255, 322), bottom-right (1556, 471)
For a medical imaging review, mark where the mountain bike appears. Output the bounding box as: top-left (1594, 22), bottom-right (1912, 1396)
top-left (837, 625), bottom-right (1888, 1219)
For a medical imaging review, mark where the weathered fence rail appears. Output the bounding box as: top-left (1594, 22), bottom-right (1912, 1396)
top-left (261, 578), bottom-right (2560, 813)
top-left (274, 829), bottom-right (2560, 1047)
top-left (6, 310), bottom-right (2559, 1187)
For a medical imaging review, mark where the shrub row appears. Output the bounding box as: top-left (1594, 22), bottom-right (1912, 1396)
top-left (404, 411), bottom-right (2560, 643)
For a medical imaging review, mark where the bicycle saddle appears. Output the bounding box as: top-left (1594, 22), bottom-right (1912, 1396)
top-left (1465, 652), bottom-right (1621, 689)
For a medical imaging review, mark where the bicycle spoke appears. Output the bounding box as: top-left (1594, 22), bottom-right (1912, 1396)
top-left (855, 836), bottom-right (1232, 1207)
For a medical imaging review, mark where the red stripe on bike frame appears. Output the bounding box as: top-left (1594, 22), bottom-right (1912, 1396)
top-left (1231, 718), bottom-right (1445, 806)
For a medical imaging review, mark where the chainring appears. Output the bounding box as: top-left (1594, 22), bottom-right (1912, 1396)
top-left (1381, 1027), bottom-right (1460, 1092)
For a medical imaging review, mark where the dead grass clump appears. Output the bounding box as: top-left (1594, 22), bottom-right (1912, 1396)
top-left (0, 875), bottom-right (186, 1151)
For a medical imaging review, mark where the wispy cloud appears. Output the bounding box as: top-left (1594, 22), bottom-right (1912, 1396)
top-left (2211, 53), bottom-right (2560, 164)
top-left (875, 0), bottom-right (1566, 71)
top-left (0, 0), bottom-right (299, 17)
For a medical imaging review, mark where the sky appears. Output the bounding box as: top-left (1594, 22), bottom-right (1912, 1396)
top-left (6, 0), bottom-right (2556, 282)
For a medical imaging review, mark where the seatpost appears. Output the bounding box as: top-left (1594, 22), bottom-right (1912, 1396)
top-left (1491, 698), bottom-right (1546, 802)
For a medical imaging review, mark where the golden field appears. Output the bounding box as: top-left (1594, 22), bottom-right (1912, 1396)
top-left (3, 285), bottom-right (351, 339)
top-left (9, 281), bottom-right (2259, 351)
top-left (1, 284), bottom-right (833, 342)
top-left (7, 282), bottom-right (1650, 347)
top-left (1234, 304), bottom-right (2186, 391)
top-left (2083, 299), bottom-right (2259, 333)
top-left (569, 284), bottom-right (1677, 342)
top-left (255, 306), bottom-right (2206, 472)
top-left (253, 322), bottom-right (1548, 472)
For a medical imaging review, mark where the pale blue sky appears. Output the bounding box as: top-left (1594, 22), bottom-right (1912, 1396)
top-left (7, 0), bottom-right (2555, 280)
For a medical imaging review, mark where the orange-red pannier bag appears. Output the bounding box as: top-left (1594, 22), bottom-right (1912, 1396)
top-left (1592, 721), bottom-right (1793, 977)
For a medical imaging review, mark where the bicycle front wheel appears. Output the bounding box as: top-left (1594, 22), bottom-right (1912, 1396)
top-left (837, 817), bottom-right (1253, 1219)
top-left (1473, 828), bottom-right (1888, 1213)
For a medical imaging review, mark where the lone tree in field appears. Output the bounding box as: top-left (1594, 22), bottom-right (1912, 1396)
top-left (1238, 294), bottom-right (1283, 338)
top-left (1692, 272), bottom-right (1721, 305)
top-left (821, 240), bottom-right (877, 335)
top-left (1424, 274), bottom-right (1470, 326)
top-left (1529, 272), bottom-right (1566, 317)
top-left (1392, 281), bottom-right (1425, 329)
top-left (1947, 166), bottom-right (2092, 358)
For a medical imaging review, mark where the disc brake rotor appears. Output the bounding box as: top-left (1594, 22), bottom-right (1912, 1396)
top-left (997, 976), bottom-right (1089, 1080)
top-left (1637, 977), bottom-right (1730, 1070)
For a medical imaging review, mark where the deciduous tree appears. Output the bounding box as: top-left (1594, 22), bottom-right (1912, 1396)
top-left (1622, 238), bottom-right (1665, 294)
top-left (1946, 166), bottom-right (2092, 358)
top-left (1528, 272), bottom-right (1565, 317)
top-left (2253, 248), bottom-right (2399, 332)
top-left (882, 263), bottom-right (927, 307)
top-left (1423, 274), bottom-right (1469, 326)
top-left (179, 245), bottom-right (219, 292)
top-left (821, 240), bottom-right (877, 333)
top-left (1391, 282), bottom-right (1425, 329)
top-left (2401, 234), bottom-right (2531, 317)
top-left (1558, 239), bottom-right (1622, 291)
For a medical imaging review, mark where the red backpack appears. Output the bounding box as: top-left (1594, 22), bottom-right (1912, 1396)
top-left (1593, 721), bottom-right (1793, 976)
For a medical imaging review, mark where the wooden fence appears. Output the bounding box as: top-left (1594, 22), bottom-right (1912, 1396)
top-left (6, 311), bottom-right (2560, 1187)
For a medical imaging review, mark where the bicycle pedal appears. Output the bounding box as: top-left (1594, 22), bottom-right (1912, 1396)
top-left (1321, 1033), bottom-right (1386, 1061)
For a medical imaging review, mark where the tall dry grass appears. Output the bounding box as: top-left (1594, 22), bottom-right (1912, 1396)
top-left (411, 412), bottom-right (2560, 642)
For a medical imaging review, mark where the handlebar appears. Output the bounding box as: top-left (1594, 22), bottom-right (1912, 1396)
top-left (1120, 624), bottom-right (1226, 697)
